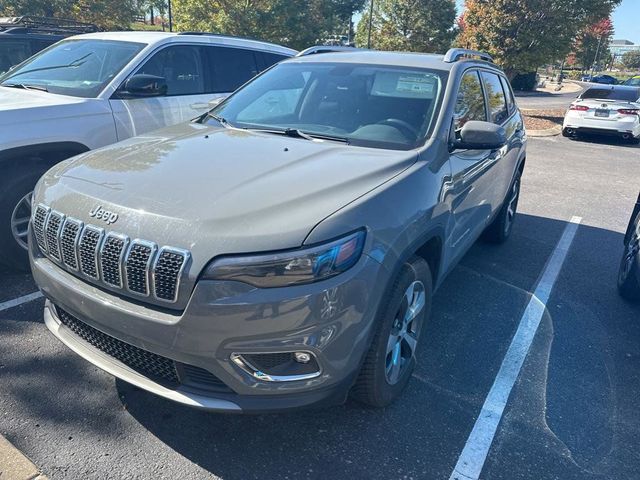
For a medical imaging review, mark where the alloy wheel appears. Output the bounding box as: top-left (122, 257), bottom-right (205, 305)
top-left (385, 280), bottom-right (426, 385)
top-left (619, 240), bottom-right (638, 284)
top-left (504, 178), bottom-right (520, 235)
top-left (11, 191), bottom-right (33, 251)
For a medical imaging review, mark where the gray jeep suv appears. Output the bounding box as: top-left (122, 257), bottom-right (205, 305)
top-left (30, 48), bottom-right (526, 412)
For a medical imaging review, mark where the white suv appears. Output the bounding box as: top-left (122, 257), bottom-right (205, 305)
top-left (0, 31), bottom-right (295, 269)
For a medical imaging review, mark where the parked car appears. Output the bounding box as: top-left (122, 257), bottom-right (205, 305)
top-left (0, 16), bottom-right (96, 74)
top-left (618, 193), bottom-right (640, 301)
top-left (623, 76), bottom-right (640, 87)
top-left (562, 85), bottom-right (640, 142)
top-left (29, 48), bottom-right (527, 412)
top-left (0, 31), bottom-right (295, 270)
top-left (581, 74), bottom-right (618, 85)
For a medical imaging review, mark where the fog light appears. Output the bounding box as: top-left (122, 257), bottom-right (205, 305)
top-left (294, 352), bottom-right (312, 364)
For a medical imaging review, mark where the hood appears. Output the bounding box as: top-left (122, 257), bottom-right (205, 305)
top-left (37, 122), bottom-right (416, 266)
top-left (0, 86), bottom-right (88, 127)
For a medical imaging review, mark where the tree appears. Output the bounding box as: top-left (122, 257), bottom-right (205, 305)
top-left (355, 0), bottom-right (456, 53)
top-left (621, 50), bottom-right (640, 70)
top-left (0, 0), bottom-right (139, 29)
top-left (456, 0), bottom-right (622, 79)
top-left (571, 18), bottom-right (614, 71)
top-left (172, 0), bottom-right (365, 50)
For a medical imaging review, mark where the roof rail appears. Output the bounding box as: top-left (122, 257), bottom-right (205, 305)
top-left (177, 31), bottom-right (267, 43)
top-left (296, 45), bottom-right (361, 57)
top-left (0, 16), bottom-right (97, 35)
top-left (444, 48), bottom-right (493, 63)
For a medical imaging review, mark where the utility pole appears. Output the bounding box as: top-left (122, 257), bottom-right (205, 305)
top-left (590, 33), bottom-right (603, 78)
top-left (168, 0), bottom-right (173, 32)
top-left (367, 0), bottom-right (374, 49)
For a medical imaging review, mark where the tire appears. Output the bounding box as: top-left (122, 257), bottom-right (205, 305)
top-left (618, 237), bottom-right (640, 302)
top-left (482, 172), bottom-right (522, 244)
top-left (0, 165), bottom-right (48, 271)
top-left (352, 256), bottom-right (432, 407)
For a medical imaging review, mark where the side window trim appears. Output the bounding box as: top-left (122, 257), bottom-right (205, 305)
top-left (454, 68), bottom-right (488, 132)
top-left (479, 69), bottom-right (510, 126)
top-left (499, 74), bottom-right (516, 116)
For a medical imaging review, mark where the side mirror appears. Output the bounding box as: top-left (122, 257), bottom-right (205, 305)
top-left (118, 74), bottom-right (168, 98)
top-left (452, 120), bottom-right (507, 150)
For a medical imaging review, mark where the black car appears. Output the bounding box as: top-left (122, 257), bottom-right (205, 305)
top-left (582, 74), bottom-right (618, 85)
top-left (618, 192), bottom-right (640, 301)
top-left (0, 16), bottom-right (97, 74)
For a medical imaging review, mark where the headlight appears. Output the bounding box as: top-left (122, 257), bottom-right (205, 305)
top-left (202, 230), bottom-right (366, 288)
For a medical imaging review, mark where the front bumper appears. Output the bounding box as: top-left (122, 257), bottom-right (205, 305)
top-left (32, 235), bottom-right (388, 413)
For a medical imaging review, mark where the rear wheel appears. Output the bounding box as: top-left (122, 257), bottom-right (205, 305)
top-left (352, 256), bottom-right (432, 407)
top-left (0, 165), bottom-right (48, 271)
top-left (482, 173), bottom-right (521, 244)
top-left (618, 235), bottom-right (640, 302)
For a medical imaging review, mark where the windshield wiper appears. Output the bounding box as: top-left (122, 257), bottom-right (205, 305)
top-left (284, 128), bottom-right (315, 141)
top-left (246, 127), bottom-right (350, 144)
top-left (203, 112), bottom-right (231, 128)
top-left (2, 83), bottom-right (48, 92)
top-left (3, 53), bottom-right (92, 80)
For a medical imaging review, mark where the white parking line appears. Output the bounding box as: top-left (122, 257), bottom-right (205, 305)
top-left (0, 291), bottom-right (43, 312)
top-left (449, 215), bottom-right (582, 480)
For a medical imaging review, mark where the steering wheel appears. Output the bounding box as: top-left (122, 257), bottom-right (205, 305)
top-left (377, 118), bottom-right (419, 139)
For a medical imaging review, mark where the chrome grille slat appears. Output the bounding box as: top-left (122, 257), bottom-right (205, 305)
top-left (100, 233), bottom-right (128, 288)
top-left (78, 225), bottom-right (104, 279)
top-left (45, 211), bottom-right (65, 261)
top-left (60, 218), bottom-right (83, 270)
top-left (125, 240), bottom-right (156, 296)
top-left (31, 205), bottom-right (189, 304)
top-left (33, 204), bottom-right (50, 253)
top-left (153, 247), bottom-right (189, 302)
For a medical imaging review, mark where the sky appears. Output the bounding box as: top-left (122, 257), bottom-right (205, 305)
top-left (358, 0), bottom-right (640, 45)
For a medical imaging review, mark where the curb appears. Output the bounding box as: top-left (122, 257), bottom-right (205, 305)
top-left (526, 125), bottom-right (562, 137)
top-left (0, 435), bottom-right (47, 480)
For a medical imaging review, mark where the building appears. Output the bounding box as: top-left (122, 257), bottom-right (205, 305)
top-left (610, 39), bottom-right (640, 57)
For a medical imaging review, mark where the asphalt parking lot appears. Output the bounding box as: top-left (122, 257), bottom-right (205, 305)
top-left (1, 133), bottom-right (639, 479)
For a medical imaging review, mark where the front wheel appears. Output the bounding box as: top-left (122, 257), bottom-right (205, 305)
top-left (352, 256), bottom-right (432, 407)
top-left (618, 235), bottom-right (640, 302)
top-left (0, 167), bottom-right (47, 271)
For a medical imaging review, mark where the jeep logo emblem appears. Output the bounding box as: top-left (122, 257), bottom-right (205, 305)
top-left (89, 205), bottom-right (119, 225)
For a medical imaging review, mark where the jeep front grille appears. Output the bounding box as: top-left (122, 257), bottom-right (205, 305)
top-left (32, 204), bottom-right (190, 304)
top-left (78, 225), bottom-right (103, 279)
top-left (33, 205), bottom-right (50, 253)
top-left (125, 241), bottom-right (154, 295)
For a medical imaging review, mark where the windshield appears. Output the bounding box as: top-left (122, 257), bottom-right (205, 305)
top-left (0, 39), bottom-right (145, 98)
top-left (581, 87), bottom-right (640, 102)
top-left (207, 61), bottom-right (445, 150)
top-left (624, 77), bottom-right (640, 87)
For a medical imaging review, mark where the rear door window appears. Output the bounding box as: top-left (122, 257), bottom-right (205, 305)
top-left (480, 71), bottom-right (509, 124)
top-left (454, 70), bottom-right (486, 130)
top-left (206, 46), bottom-right (259, 93)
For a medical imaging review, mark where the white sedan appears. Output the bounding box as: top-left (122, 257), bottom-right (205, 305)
top-left (563, 85), bottom-right (640, 143)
